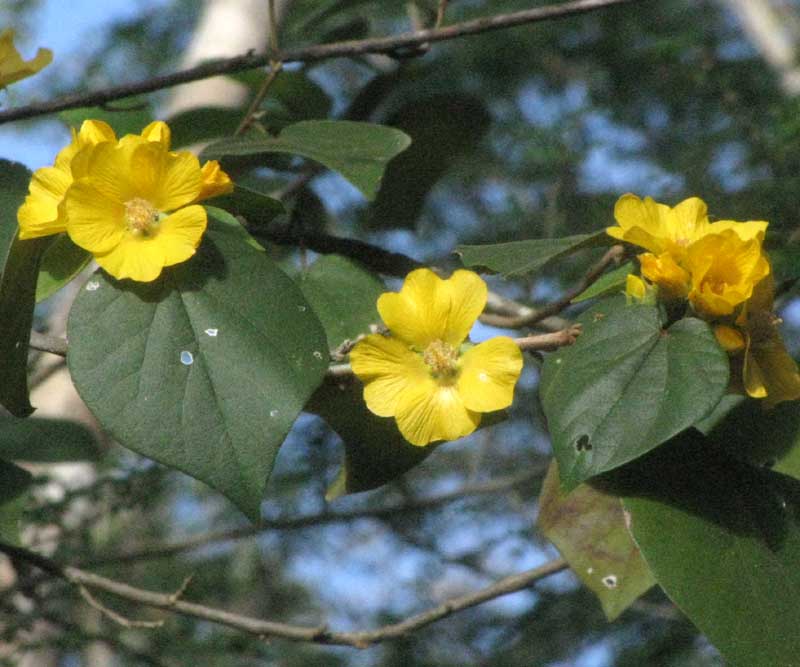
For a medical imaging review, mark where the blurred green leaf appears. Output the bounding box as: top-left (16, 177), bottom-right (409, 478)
top-left (458, 232), bottom-right (610, 278)
top-left (365, 94), bottom-right (491, 230)
top-left (572, 261), bottom-right (634, 303)
top-left (166, 107), bottom-right (242, 148)
top-left (540, 297), bottom-right (729, 489)
top-left (59, 99), bottom-right (153, 137)
top-left (201, 120), bottom-right (412, 200)
top-left (35, 234), bottom-right (92, 303)
top-left (67, 210), bottom-right (328, 520)
top-left (0, 459), bottom-right (32, 545)
top-left (0, 416), bottom-right (99, 462)
top-left (619, 430), bottom-right (800, 667)
top-left (299, 255), bottom-right (384, 351)
top-left (0, 159), bottom-right (52, 416)
top-left (538, 460), bottom-right (655, 620)
top-left (211, 184), bottom-right (286, 227)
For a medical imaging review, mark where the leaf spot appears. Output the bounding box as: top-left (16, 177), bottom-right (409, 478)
top-left (180, 351), bottom-right (194, 365)
top-left (554, 358), bottom-right (562, 365)
top-left (586, 567), bottom-right (594, 574)
top-left (297, 305), bottom-right (307, 312)
top-left (575, 434), bottom-right (592, 452)
top-left (602, 574), bottom-right (618, 589)
top-left (269, 409), bottom-right (279, 418)
top-left (313, 351), bottom-right (324, 360)
top-left (86, 281), bottom-right (100, 291)
top-left (204, 328), bottom-right (219, 337)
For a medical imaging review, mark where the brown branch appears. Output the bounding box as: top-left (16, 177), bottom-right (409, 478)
top-left (28, 331), bottom-right (68, 357)
top-left (0, 0), bottom-right (644, 125)
top-left (480, 244), bottom-right (626, 329)
top-left (0, 541), bottom-right (567, 647)
top-left (83, 470), bottom-right (541, 566)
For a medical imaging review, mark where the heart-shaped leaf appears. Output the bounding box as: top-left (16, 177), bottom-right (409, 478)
top-left (201, 120), bottom-right (411, 200)
top-left (67, 210), bottom-right (328, 520)
top-left (540, 297), bottom-right (729, 489)
top-left (618, 430), bottom-right (800, 667)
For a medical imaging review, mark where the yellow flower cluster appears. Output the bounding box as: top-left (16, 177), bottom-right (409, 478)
top-left (18, 120), bottom-right (232, 282)
top-left (608, 193), bottom-right (800, 406)
top-left (0, 28), bottom-right (51, 89)
top-left (350, 269), bottom-right (523, 446)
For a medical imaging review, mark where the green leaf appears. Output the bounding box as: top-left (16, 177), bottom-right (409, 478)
top-left (59, 99), bottom-right (153, 138)
top-left (703, 398), bottom-right (800, 482)
top-left (768, 243), bottom-right (800, 284)
top-left (298, 255), bottom-right (384, 350)
top-left (539, 297), bottom-right (729, 489)
top-left (201, 120), bottom-right (412, 200)
top-left (308, 378), bottom-right (432, 497)
top-left (211, 184), bottom-right (286, 227)
top-left (36, 234), bottom-right (92, 303)
top-left (166, 107), bottom-right (242, 149)
top-left (0, 416), bottom-right (99, 462)
top-left (0, 459), bottom-right (32, 545)
top-left (538, 460), bottom-right (655, 620)
top-left (457, 232), bottom-right (611, 278)
top-left (618, 430), bottom-right (800, 667)
top-left (365, 94), bottom-right (491, 230)
top-left (0, 159), bottom-right (53, 416)
top-left (67, 211), bottom-right (329, 520)
top-left (571, 261), bottom-right (634, 303)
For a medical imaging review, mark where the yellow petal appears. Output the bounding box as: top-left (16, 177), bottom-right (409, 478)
top-left (65, 181), bottom-right (126, 255)
top-left (707, 219), bottom-right (768, 242)
top-left (671, 196), bottom-right (709, 241)
top-left (140, 121), bottom-right (171, 148)
top-left (638, 251), bottom-right (690, 299)
top-left (395, 380), bottom-right (480, 446)
top-left (17, 166), bottom-right (71, 238)
top-left (128, 143), bottom-right (202, 211)
top-left (94, 236), bottom-right (172, 283)
top-left (713, 325), bottom-right (745, 353)
top-left (625, 274), bottom-right (647, 302)
top-left (0, 29), bottom-right (52, 88)
top-left (76, 141), bottom-right (138, 204)
top-left (194, 160), bottom-right (234, 202)
top-left (156, 205), bottom-right (207, 267)
top-left (457, 337), bottom-right (522, 412)
top-left (378, 268), bottom-right (486, 348)
top-left (55, 120), bottom-right (117, 172)
top-left (350, 334), bottom-right (428, 417)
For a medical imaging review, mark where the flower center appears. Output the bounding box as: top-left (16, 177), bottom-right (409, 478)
top-left (124, 197), bottom-right (160, 237)
top-left (423, 340), bottom-right (459, 379)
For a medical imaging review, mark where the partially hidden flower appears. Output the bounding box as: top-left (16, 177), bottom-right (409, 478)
top-left (638, 251), bottom-right (690, 300)
top-left (349, 269), bottom-right (523, 446)
top-left (17, 120), bottom-right (233, 282)
top-left (0, 28), bottom-right (52, 88)
top-left (713, 276), bottom-right (800, 407)
top-left (684, 228), bottom-right (770, 317)
top-left (607, 193), bottom-right (767, 261)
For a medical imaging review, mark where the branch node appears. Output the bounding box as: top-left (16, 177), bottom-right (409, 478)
top-left (78, 585), bottom-right (164, 629)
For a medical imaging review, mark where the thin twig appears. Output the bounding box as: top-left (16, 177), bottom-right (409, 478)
top-left (28, 331), bottom-right (68, 357)
top-left (0, 0), bottom-right (644, 125)
top-left (0, 541), bottom-right (566, 647)
top-left (78, 585), bottom-right (164, 629)
top-left (480, 245), bottom-right (626, 328)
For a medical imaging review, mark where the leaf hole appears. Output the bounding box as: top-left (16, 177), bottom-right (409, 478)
top-left (602, 574), bottom-right (618, 589)
top-left (574, 434), bottom-right (592, 452)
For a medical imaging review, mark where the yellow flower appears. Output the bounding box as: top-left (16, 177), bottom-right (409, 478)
top-left (638, 251), bottom-right (690, 300)
top-left (17, 120), bottom-right (233, 282)
top-left (625, 274), bottom-right (647, 302)
top-left (684, 229), bottom-right (770, 317)
top-left (0, 28), bottom-right (52, 88)
top-left (734, 277), bottom-right (800, 407)
top-left (349, 269), bottom-right (523, 446)
top-left (607, 193), bottom-right (767, 260)
top-left (18, 120), bottom-right (117, 239)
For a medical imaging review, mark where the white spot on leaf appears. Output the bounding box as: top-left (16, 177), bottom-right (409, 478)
top-left (86, 281), bottom-right (100, 291)
top-left (313, 351), bottom-right (324, 360)
top-left (180, 351), bottom-right (194, 365)
top-left (602, 574), bottom-right (618, 589)
top-left (297, 305), bottom-right (307, 312)
top-left (269, 409), bottom-right (279, 418)
top-left (204, 328), bottom-right (218, 337)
